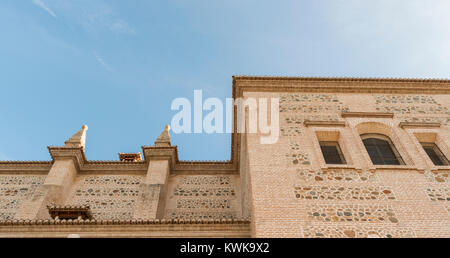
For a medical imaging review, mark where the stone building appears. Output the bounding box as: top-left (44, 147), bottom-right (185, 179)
top-left (1, 76), bottom-right (450, 238)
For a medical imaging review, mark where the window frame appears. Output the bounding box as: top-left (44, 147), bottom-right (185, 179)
top-left (360, 133), bottom-right (405, 165)
top-left (319, 141), bottom-right (347, 165)
top-left (420, 142), bottom-right (450, 166)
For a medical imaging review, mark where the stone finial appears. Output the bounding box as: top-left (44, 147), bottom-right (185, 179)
top-left (154, 125), bottom-right (171, 147)
top-left (64, 125), bottom-right (88, 150)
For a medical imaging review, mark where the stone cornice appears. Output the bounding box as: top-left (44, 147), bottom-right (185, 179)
top-left (232, 76), bottom-right (450, 96)
top-left (0, 219), bottom-right (251, 237)
top-left (47, 146), bottom-right (86, 171)
top-left (0, 218), bottom-right (250, 226)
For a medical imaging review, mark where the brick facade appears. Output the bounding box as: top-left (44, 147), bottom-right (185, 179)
top-left (1, 76), bottom-right (449, 237)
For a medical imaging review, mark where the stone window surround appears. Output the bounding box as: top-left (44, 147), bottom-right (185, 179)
top-left (350, 120), bottom-right (417, 170)
top-left (406, 129), bottom-right (450, 171)
top-left (360, 133), bottom-right (405, 165)
top-left (308, 128), bottom-right (356, 170)
top-left (306, 119), bottom-right (421, 171)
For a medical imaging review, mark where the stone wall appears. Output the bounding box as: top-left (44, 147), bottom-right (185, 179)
top-left (0, 175), bottom-right (46, 220)
top-left (65, 175), bottom-right (144, 220)
top-left (245, 91), bottom-right (450, 238)
top-left (164, 175), bottom-right (241, 220)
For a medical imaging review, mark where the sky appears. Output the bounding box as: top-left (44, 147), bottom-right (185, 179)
top-left (0, 0), bottom-right (449, 161)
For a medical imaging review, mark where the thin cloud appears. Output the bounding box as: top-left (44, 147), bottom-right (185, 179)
top-left (93, 51), bottom-right (113, 71)
top-left (0, 152), bottom-right (9, 161)
top-left (32, 0), bottom-right (57, 18)
top-left (46, 1), bottom-right (135, 35)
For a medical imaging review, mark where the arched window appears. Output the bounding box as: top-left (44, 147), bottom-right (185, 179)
top-left (361, 134), bottom-right (404, 165)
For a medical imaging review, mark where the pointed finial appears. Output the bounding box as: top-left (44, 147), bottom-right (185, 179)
top-left (154, 124), bottom-right (171, 147)
top-left (64, 125), bottom-right (88, 150)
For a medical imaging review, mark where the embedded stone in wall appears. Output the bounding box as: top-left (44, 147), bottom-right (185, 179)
top-left (307, 204), bottom-right (398, 223)
top-left (180, 176), bottom-right (231, 186)
top-left (176, 199), bottom-right (231, 209)
top-left (167, 211), bottom-right (236, 220)
top-left (280, 126), bottom-right (302, 137)
top-left (0, 175), bottom-right (45, 221)
top-left (173, 187), bottom-right (235, 198)
top-left (280, 93), bottom-right (342, 104)
top-left (424, 171), bottom-right (450, 183)
top-left (294, 186), bottom-right (396, 201)
top-left (376, 105), bottom-right (449, 115)
top-left (426, 188), bottom-right (450, 201)
top-left (296, 169), bottom-right (376, 183)
top-left (67, 175), bottom-right (143, 220)
top-left (167, 175), bottom-right (239, 220)
top-left (280, 93), bottom-right (349, 113)
top-left (400, 117), bottom-right (444, 124)
top-left (287, 143), bottom-right (310, 166)
top-left (74, 188), bottom-right (139, 197)
top-left (375, 95), bottom-right (438, 105)
top-left (303, 225), bottom-right (415, 238)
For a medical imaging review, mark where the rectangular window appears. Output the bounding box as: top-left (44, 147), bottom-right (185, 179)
top-left (421, 142), bottom-right (449, 166)
top-left (319, 141), bottom-right (346, 164)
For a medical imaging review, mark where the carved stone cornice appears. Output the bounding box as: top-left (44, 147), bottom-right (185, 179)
top-left (0, 218), bottom-right (250, 225)
top-left (141, 146), bottom-right (178, 168)
top-left (0, 161), bottom-right (52, 174)
top-left (232, 76), bottom-right (450, 96)
top-left (0, 218), bottom-right (251, 237)
top-left (47, 146), bottom-right (86, 171)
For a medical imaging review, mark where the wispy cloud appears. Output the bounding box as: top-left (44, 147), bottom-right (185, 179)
top-left (0, 152), bottom-right (9, 161)
top-left (44, 1), bottom-right (135, 35)
top-left (93, 51), bottom-right (113, 71)
top-left (32, 0), bottom-right (57, 18)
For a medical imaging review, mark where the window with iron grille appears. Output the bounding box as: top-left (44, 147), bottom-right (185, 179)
top-left (421, 142), bottom-right (449, 166)
top-left (361, 134), bottom-right (404, 165)
top-left (319, 141), bottom-right (346, 164)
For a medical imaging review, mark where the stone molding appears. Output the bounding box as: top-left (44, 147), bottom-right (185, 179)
top-left (341, 112), bottom-right (394, 118)
top-left (304, 120), bottom-right (346, 127)
top-left (0, 218), bottom-right (250, 225)
top-left (399, 122), bottom-right (441, 129)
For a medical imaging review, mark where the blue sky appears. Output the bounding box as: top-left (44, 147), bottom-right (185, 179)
top-left (1, 0), bottom-right (449, 161)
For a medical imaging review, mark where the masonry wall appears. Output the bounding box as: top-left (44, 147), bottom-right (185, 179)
top-left (65, 175), bottom-right (144, 220)
top-left (164, 174), bottom-right (241, 220)
top-left (245, 91), bottom-right (450, 238)
top-left (0, 175), bottom-right (46, 220)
